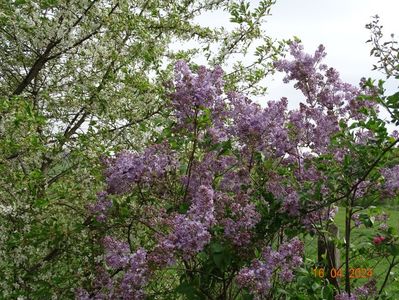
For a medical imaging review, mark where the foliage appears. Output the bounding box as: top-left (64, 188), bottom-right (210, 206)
top-left (0, 0), bottom-right (282, 298)
top-left (366, 15), bottom-right (399, 79)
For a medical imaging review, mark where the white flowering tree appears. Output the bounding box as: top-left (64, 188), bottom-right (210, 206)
top-left (0, 0), bottom-right (282, 298)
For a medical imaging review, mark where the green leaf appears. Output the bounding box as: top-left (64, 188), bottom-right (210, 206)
top-left (218, 139), bottom-right (232, 157)
top-left (175, 281), bottom-right (203, 300)
top-left (311, 282), bottom-right (320, 291)
top-left (387, 92), bottom-right (399, 108)
top-left (210, 242), bottom-right (232, 272)
top-left (34, 198), bottom-right (49, 208)
top-left (322, 285), bottom-right (333, 299)
top-left (197, 108), bottom-right (212, 127)
top-left (389, 244), bottom-right (399, 256)
top-left (178, 202), bottom-right (190, 214)
top-left (359, 213), bottom-right (374, 228)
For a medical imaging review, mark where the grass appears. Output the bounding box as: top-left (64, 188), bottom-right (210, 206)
top-left (303, 205), bottom-right (399, 295)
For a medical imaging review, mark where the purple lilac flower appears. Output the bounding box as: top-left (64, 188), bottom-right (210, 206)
top-left (374, 212), bottom-right (389, 231)
top-left (181, 150), bottom-right (240, 199)
top-left (333, 148), bottom-right (348, 162)
top-left (275, 42), bottom-right (377, 154)
top-left (181, 152), bottom-right (218, 197)
top-left (148, 241), bottom-right (176, 268)
top-left (236, 260), bottom-right (273, 297)
top-left (77, 247), bottom-right (149, 300)
top-left (379, 223), bottom-right (388, 231)
top-left (354, 181), bottom-right (371, 199)
top-left (187, 185), bottom-right (216, 227)
top-left (282, 191), bottom-right (300, 217)
top-left (236, 238), bottom-right (304, 297)
top-left (103, 236), bottom-right (131, 269)
top-left (335, 292), bottom-right (358, 300)
top-left (375, 212), bottom-right (389, 222)
top-left (216, 192), bottom-right (261, 247)
top-left (87, 191), bottom-right (112, 222)
top-left (352, 213), bottom-right (362, 227)
top-left (157, 215), bottom-right (211, 260)
top-left (172, 61), bottom-right (226, 130)
top-left (151, 186), bottom-right (216, 262)
top-left (279, 267), bottom-right (294, 282)
top-left (75, 288), bottom-right (91, 300)
top-left (355, 279), bottom-right (377, 297)
top-left (119, 248), bottom-right (149, 300)
top-left (92, 266), bottom-right (112, 291)
top-left (219, 167), bottom-right (250, 194)
top-left (228, 92), bottom-right (290, 157)
top-left (207, 126), bottom-right (228, 143)
top-left (381, 165), bottom-right (399, 196)
top-left (75, 267), bottom-right (114, 299)
top-left (355, 129), bottom-right (375, 145)
top-left (104, 142), bottom-right (177, 195)
top-left (228, 92), bottom-right (266, 141)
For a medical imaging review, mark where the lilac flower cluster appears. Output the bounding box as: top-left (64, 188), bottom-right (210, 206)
top-left (355, 129), bottom-right (375, 145)
top-left (281, 190), bottom-right (300, 217)
top-left (380, 165), bottom-right (399, 196)
top-left (75, 288), bottom-right (92, 300)
top-left (103, 236), bottom-right (131, 269)
top-left (228, 92), bottom-right (290, 157)
top-left (353, 180), bottom-right (371, 200)
top-left (236, 238), bottom-right (304, 297)
top-left (354, 279), bottom-right (377, 298)
top-left (335, 280), bottom-right (376, 300)
top-left (104, 142), bottom-right (177, 195)
top-left (376, 212), bottom-right (389, 230)
top-left (172, 60), bottom-right (226, 130)
top-left (274, 42), bottom-right (377, 154)
top-left (152, 185), bottom-right (215, 263)
top-left (119, 248), bottom-right (149, 299)
top-left (215, 192), bottom-right (261, 246)
top-left (76, 238), bottom-right (149, 300)
top-left (157, 215), bottom-right (211, 261)
top-left (187, 185), bottom-right (216, 227)
top-left (353, 211), bottom-right (389, 229)
top-left (181, 150), bottom-right (240, 196)
top-left (274, 42), bottom-right (369, 117)
top-left (219, 166), bottom-right (250, 194)
top-left (87, 191), bottom-right (112, 222)
top-left (207, 126), bottom-right (229, 144)
top-left (180, 152), bottom-right (221, 197)
top-left (227, 92), bottom-right (265, 141)
top-left (375, 212), bottom-right (389, 222)
top-left (352, 213), bottom-right (362, 228)
top-left (335, 292), bottom-right (358, 300)
top-left (268, 161), bottom-right (332, 224)
top-left (265, 172), bottom-right (287, 199)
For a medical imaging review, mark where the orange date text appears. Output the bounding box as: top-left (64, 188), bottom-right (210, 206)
top-left (312, 267), bottom-right (373, 279)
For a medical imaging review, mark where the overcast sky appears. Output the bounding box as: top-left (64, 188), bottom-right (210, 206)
top-left (193, 0), bottom-right (399, 118)
top-left (264, 0), bottom-right (399, 110)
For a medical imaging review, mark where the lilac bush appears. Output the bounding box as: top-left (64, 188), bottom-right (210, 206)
top-left (78, 43), bottom-right (399, 299)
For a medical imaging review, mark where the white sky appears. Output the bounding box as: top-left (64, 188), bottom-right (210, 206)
top-left (265, 0), bottom-right (399, 110)
top-left (192, 0), bottom-right (399, 118)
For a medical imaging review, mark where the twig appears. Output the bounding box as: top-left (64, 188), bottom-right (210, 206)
top-left (378, 255), bottom-right (397, 295)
